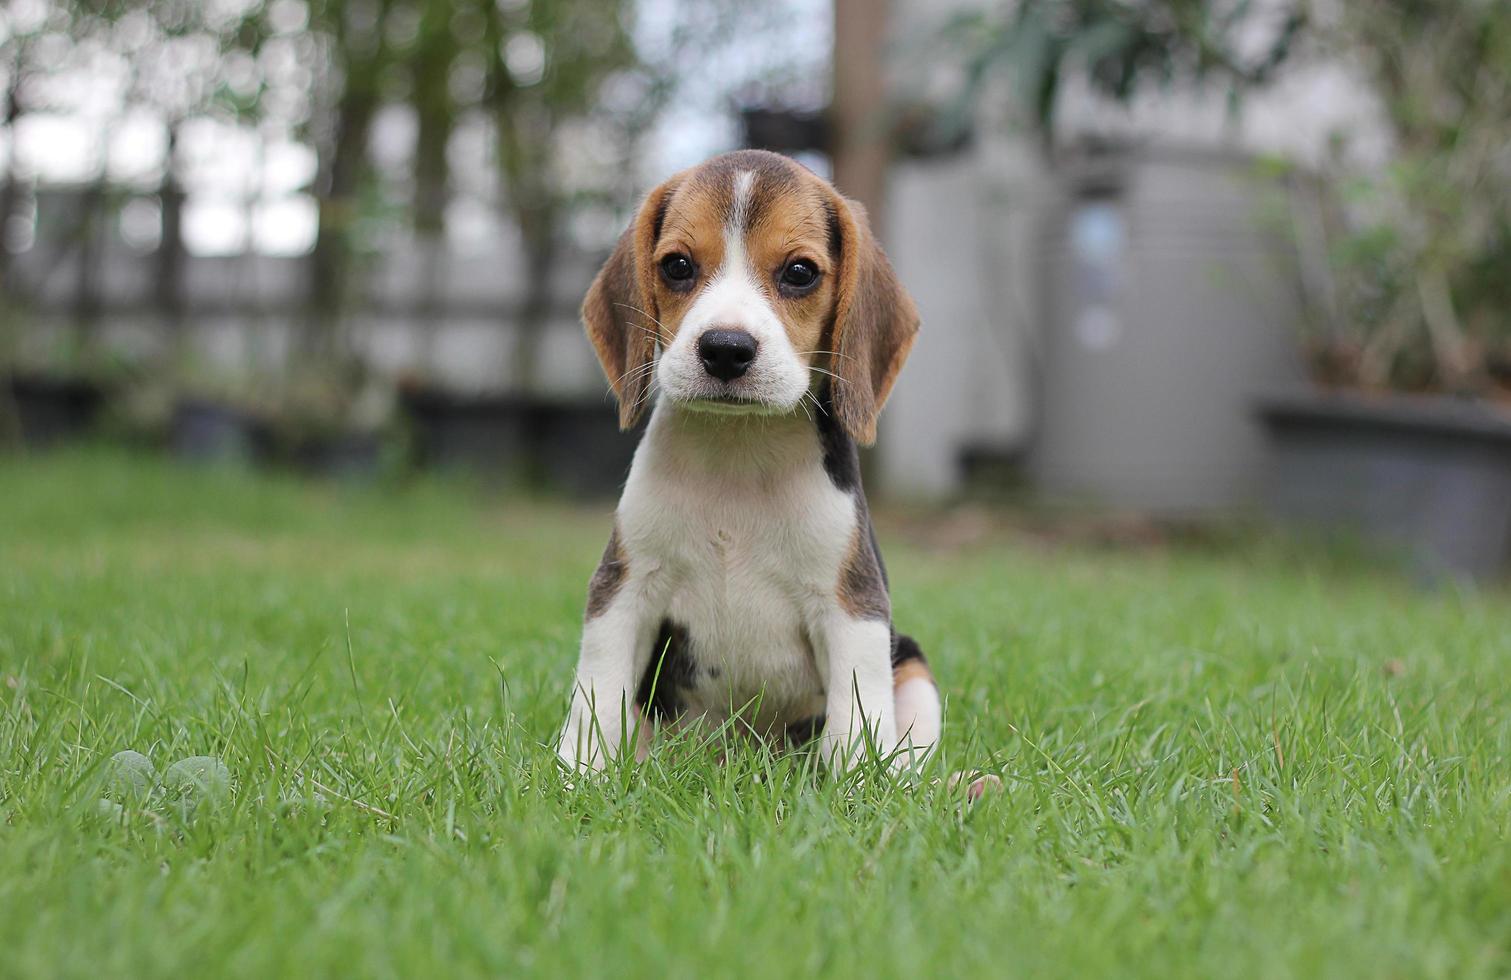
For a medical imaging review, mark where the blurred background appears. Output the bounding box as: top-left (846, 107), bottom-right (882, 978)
top-left (2, 0), bottom-right (1508, 580)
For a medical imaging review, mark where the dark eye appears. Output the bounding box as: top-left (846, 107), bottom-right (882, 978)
top-left (780, 259), bottom-right (820, 292)
top-left (659, 253), bottom-right (696, 286)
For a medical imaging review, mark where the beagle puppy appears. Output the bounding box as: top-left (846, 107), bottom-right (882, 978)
top-left (558, 149), bottom-right (939, 774)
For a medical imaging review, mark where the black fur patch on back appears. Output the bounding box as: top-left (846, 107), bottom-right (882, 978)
top-left (815, 379), bottom-right (895, 622)
top-left (891, 632), bottom-right (927, 669)
top-left (635, 620), bottom-right (696, 722)
top-left (814, 382), bottom-right (861, 493)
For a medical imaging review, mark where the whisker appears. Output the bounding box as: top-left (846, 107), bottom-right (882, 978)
top-left (628, 375), bottom-right (660, 417)
top-left (805, 366), bottom-right (849, 391)
top-left (613, 356), bottom-right (661, 389)
top-left (632, 385), bottom-right (658, 418)
top-left (613, 359), bottom-right (661, 389)
top-left (615, 358), bottom-right (659, 382)
top-left (617, 320), bottom-right (664, 343)
top-left (613, 302), bottom-right (668, 332)
top-left (795, 349), bottom-right (857, 364)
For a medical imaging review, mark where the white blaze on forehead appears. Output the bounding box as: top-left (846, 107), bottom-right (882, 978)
top-left (698, 168), bottom-right (763, 310)
top-left (721, 170), bottom-right (757, 280)
top-left (729, 170), bottom-right (756, 235)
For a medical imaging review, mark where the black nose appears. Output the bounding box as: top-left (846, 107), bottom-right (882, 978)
top-left (697, 329), bottom-right (757, 381)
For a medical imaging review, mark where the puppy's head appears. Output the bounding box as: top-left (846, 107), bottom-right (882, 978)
top-left (582, 150), bottom-right (919, 444)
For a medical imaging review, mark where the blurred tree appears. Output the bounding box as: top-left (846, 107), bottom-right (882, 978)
top-left (1, 0), bottom-right (271, 375)
top-left (1313, 0), bottom-right (1511, 392)
top-left (0, 5), bottom-right (41, 445)
top-left (305, 0), bottom-right (394, 365)
top-left (118, 0), bottom-right (271, 364)
top-left (409, 0), bottom-right (454, 238)
top-left (0, 16), bottom-right (35, 294)
top-left (483, 0), bottom-right (638, 393)
top-left (12, 2), bottom-right (125, 362)
top-left (6, 0), bottom-right (789, 413)
top-left (298, 0), bottom-right (642, 393)
top-left (406, 0), bottom-right (456, 370)
top-left (944, 0), bottom-right (1304, 147)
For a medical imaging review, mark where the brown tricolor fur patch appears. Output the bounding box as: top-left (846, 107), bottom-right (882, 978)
top-left (892, 656), bottom-right (933, 691)
top-left (837, 525), bottom-right (890, 621)
top-left (584, 525), bottom-right (627, 619)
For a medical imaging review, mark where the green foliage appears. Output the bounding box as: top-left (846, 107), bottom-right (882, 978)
top-left (2, 452), bottom-right (1510, 976)
top-left (945, 0), bottom-right (1304, 137)
top-left (1310, 0), bottom-right (1511, 393)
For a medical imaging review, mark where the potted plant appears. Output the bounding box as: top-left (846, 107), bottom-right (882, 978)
top-left (397, 379), bottom-right (537, 485)
top-left (259, 361), bottom-right (390, 481)
top-left (399, 377), bottom-right (641, 496)
top-left (1256, 0), bottom-right (1511, 581)
top-left (167, 366), bottom-right (272, 466)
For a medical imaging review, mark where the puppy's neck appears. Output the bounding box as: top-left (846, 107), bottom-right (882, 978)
top-left (645, 400), bottom-right (822, 483)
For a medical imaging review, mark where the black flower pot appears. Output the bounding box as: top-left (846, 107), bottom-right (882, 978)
top-left (399, 386), bottom-right (637, 497)
top-left (533, 401), bottom-right (640, 498)
top-left (8, 373), bottom-right (106, 448)
top-left (279, 430), bottom-right (384, 481)
top-left (1258, 391), bottom-right (1511, 582)
top-left (399, 388), bottom-right (536, 481)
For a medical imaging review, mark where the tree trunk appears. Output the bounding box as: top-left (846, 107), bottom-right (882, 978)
top-left (156, 122), bottom-right (187, 366)
top-left (0, 74), bottom-right (22, 446)
top-left (832, 0), bottom-right (892, 234)
top-left (0, 47), bottom-right (25, 293)
top-left (305, 88), bottom-right (376, 364)
top-left (493, 93), bottom-right (559, 395)
top-left (73, 180), bottom-right (106, 359)
top-left (510, 208), bottom-right (557, 396)
top-left (412, 61), bottom-right (451, 373)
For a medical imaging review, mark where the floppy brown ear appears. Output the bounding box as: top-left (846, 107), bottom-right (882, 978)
top-left (582, 177), bottom-right (678, 429)
top-left (827, 194), bottom-right (920, 445)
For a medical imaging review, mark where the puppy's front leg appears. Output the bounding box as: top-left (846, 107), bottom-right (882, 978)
top-left (815, 615), bottom-right (897, 772)
top-left (557, 531), bottom-right (658, 773)
top-left (558, 607), bottom-right (657, 773)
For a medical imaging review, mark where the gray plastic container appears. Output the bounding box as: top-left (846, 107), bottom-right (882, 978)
top-left (1259, 391), bottom-right (1511, 582)
top-left (1031, 145), bottom-right (1306, 514)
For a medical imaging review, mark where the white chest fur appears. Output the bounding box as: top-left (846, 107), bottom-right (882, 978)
top-left (616, 406), bottom-right (858, 726)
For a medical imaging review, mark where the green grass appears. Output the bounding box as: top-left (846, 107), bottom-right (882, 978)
top-left (2, 451), bottom-right (1509, 978)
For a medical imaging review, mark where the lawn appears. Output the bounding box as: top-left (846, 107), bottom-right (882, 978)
top-left (2, 451), bottom-right (1508, 978)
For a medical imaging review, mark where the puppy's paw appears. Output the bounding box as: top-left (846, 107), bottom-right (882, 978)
top-left (946, 770), bottom-right (1004, 803)
top-left (818, 731), bottom-right (863, 774)
top-left (555, 726), bottom-right (609, 779)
